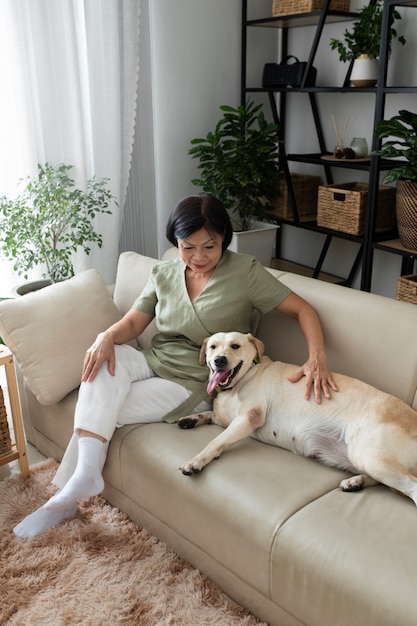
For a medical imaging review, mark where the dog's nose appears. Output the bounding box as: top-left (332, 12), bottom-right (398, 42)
top-left (214, 355), bottom-right (227, 369)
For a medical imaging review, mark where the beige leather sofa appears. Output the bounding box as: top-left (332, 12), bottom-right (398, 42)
top-left (1, 250), bottom-right (417, 626)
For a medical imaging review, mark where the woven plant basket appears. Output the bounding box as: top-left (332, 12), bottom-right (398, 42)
top-left (272, 0), bottom-right (350, 17)
top-left (271, 172), bottom-right (321, 222)
top-left (396, 179), bottom-right (417, 250)
top-left (0, 385), bottom-right (12, 456)
top-left (317, 182), bottom-right (395, 236)
top-left (396, 274), bottom-right (417, 305)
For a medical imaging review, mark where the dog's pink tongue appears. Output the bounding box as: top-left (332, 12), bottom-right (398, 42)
top-left (207, 370), bottom-right (230, 395)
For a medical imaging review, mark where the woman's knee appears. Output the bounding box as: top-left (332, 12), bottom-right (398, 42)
top-left (113, 344), bottom-right (154, 380)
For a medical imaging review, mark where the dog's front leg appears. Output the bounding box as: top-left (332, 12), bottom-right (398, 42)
top-left (177, 411), bottom-right (215, 429)
top-left (179, 410), bottom-right (264, 475)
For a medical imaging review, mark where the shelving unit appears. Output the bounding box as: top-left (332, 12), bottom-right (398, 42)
top-left (0, 346), bottom-right (29, 478)
top-left (241, 0), bottom-right (417, 292)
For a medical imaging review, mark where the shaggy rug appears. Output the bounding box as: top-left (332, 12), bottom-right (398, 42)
top-left (0, 459), bottom-right (267, 626)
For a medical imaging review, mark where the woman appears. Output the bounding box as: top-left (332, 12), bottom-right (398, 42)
top-left (14, 194), bottom-right (337, 538)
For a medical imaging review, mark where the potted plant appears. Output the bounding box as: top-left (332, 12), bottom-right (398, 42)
top-left (189, 100), bottom-right (280, 265)
top-left (330, 0), bottom-right (406, 87)
top-left (0, 163), bottom-right (115, 293)
top-left (374, 109), bottom-right (417, 249)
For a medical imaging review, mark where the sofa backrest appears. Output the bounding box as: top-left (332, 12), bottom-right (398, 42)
top-left (256, 272), bottom-right (417, 409)
top-left (116, 252), bottom-right (417, 409)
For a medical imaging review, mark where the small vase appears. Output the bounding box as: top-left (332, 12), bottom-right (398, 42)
top-left (350, 138), bottom-right (368, 158)
top-left (350, 54), bottom-right (378, 88)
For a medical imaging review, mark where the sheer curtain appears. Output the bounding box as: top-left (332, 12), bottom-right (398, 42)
top-left (0, 0), bottom-right (140, 293)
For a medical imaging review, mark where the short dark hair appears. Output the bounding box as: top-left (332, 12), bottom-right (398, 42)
top-left (166, 194), bottom-right (233, 251)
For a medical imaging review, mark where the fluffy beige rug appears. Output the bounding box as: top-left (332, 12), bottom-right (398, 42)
top-left (0, 459), bottom-right (267, 626)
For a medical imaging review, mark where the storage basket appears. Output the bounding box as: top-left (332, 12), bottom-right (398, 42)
top-left (0, 386), bottom-right (12, 456)
top-left (317, 182), bottom-right (395, 236)
top-left (396, 274), bottom-right (417, 305)
top-left (271, 172), bottom-right (321, 222)
top-left (272, 0), bottom-right (350, 17)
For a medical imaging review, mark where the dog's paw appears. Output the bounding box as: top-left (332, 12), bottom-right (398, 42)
top-left (179, 460), bottom-right (204, 475)
top-left (339, 475), bottom-right (365, 492)
top-left (177, 416), bottom-right (198, 429)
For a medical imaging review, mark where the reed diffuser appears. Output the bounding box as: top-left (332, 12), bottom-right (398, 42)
top-left (332, 115), bottom-right (355, 159)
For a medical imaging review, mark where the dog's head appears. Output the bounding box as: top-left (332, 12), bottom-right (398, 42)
top-left (200, 332), bottom-right (265, 396)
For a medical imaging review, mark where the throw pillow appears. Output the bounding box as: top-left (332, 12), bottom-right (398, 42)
top-left (0, 269), bottom-right (122, 405)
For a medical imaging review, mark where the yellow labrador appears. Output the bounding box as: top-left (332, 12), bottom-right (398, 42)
top-left (178, 331), bottom-right (417, 505)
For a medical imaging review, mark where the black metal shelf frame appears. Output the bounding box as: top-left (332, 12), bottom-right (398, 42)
top-left (241, 0), bottom-right (417, 291)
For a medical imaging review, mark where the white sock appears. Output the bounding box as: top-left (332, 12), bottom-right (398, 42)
top-left (45, 436), bottom-right (105, 510)
top-left (13, 501), bottom-right (77, 538)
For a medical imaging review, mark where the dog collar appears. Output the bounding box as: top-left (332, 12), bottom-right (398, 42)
top-left (213, 358), bottom-right (259, 396)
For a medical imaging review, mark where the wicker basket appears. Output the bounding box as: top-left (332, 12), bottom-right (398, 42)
top-left (317, 182), bottom-right (395, 236)
top-left (0, 385), bottom-right (12, 456)
top-left (396, 179), bottom-right (417, 250)
top-left (396, 274), bottom-right (417, 305)
top-left (271, 172), bottom-right (321, 222)
top-left (272, 0), bottom-right (350, 17)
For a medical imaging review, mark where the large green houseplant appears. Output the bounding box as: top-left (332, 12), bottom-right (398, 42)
top-left (0, 163), bottom-right (115, 286)
top-left (374, 109), bottom-right (417, 249)
top-left (189, 100), bottom-right (280, 232)
top-left (374, 109), bottom-right (417, 183)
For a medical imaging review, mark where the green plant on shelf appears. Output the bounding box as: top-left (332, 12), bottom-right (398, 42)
top-left (329, 0), bottom-right (405, 62)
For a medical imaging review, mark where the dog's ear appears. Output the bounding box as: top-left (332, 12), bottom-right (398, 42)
top-left (247, 333), bottom-right (265, 360)
top-left (199, 337), bottom-right (209, 365)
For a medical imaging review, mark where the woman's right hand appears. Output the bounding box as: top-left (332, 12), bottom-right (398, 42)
top-left (81, 309), bottom-right (154, 383)
top-left (81, 331), bottom-right (116, 382)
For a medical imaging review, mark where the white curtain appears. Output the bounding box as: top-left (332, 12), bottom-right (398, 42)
top-left (0, 0), bottom-right (140, 292)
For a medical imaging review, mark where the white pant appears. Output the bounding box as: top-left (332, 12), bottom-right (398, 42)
top-left (53, 344), bottom-right (208, 488)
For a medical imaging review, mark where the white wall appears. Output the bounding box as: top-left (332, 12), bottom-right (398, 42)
top-left (145, 0), bottom-right (417, 297)
top-left (148, 0), bottom-right (241, 256)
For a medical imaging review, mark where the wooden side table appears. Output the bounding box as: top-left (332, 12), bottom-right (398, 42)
top-left (0, 346), bottom-right (29, 478)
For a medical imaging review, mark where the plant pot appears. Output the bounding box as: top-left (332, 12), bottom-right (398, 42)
top-left (350, 54), bottom-right (378, 87)
top-left (396, 179), bottom-right (417, 250)
top-left (229, 221), bottom-right (279, 266)
top-left (12, 279), bottom-right (52, 297)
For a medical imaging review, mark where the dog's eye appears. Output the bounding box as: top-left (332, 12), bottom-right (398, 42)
top-left (209, 344), bottom-right (217, 351)
top-left (231, 344), bottom-right (240, 350)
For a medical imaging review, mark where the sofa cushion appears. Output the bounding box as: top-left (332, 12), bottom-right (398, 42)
top-left (113, 251), bottom-right (160, 349)
top-left (0, 269), bottom-right (121, 405)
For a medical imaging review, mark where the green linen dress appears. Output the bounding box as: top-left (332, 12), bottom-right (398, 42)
top-left (133, 250), bottom-right (292, 422)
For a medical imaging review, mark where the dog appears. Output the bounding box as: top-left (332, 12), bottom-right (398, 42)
top-left (178, 331), bottom-right (417, 506)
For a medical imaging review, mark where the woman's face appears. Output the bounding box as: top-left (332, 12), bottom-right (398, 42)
top-left (177, 228), bottom-right (224, 274)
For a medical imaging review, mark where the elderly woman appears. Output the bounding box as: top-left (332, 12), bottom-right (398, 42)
top-left (14, 194), bottom-right (337, 538)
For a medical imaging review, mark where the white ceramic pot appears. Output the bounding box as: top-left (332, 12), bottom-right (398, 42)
top-left (229, 221), bottom-right (279, 267)
top-left (350, 54), bottom-right (378, 88)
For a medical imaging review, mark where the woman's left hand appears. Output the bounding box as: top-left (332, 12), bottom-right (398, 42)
top-left (288, 354), bottom-right (338, 404)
